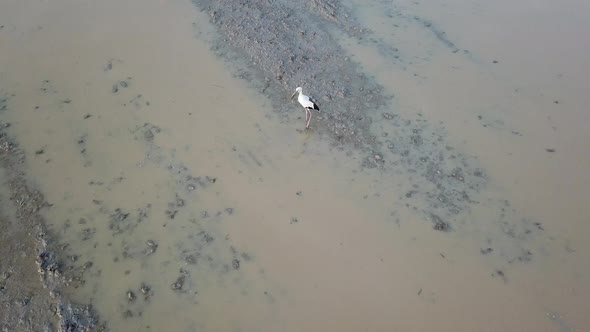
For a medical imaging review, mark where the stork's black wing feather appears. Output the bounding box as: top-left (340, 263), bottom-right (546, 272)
top-left (308, 97), bottom-right (320, 111)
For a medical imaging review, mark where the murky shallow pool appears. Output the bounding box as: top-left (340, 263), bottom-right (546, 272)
top-left (0, 0), bottom-right (588, 331)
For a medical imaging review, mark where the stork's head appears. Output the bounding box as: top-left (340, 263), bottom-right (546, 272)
top-left (290, 87), bottom-right (303, 100)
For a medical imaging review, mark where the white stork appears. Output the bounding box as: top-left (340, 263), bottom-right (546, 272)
top-left (290, 87), bottom-right (319, 129)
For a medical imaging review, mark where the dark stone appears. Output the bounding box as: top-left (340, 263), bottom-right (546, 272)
top-left (145, 240), bottom-right (158, 255)
top-left (480, 248), bottom-right (493, 255)
top-left (171, 275), bottom-right (185, 291)
top-left (431, 214), bottom-right (451, 232)
top-left (127, 290), bottom-right (136, 302)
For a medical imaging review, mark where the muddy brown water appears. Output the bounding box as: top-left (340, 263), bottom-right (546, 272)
top-left (1, 0), bottom-right (588, 331)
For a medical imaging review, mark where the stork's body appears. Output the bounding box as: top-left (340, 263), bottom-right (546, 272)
top-left (290, 87), bottom-right (319, 129)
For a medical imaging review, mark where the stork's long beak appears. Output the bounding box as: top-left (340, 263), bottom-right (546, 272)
top-left (290, 91), bottom-right (297, 100)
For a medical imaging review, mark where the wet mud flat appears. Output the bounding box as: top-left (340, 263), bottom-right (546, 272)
top-left (0, 89), bottom-right (257, 330)
top-left (191, 0), bottom-right (482, 220)
top-left (0, 0), bottom-right (271, 326)
top-left (0, 91), bottom-right (252, 330)
top-left (0, 123), bottom-right (102, 331)
top-left (1, 0), bottom-right (585, 330)
top-left (191, 0), bottom-right (548, 258)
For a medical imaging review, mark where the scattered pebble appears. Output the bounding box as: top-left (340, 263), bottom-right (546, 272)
top-left (185, 254), bottom-right (198, 265)
top-left (431, 214), bottom-right (450, 232)
top-left (127, 290), bottom-right (136, 302)
top-left (144, 129), bottom-right (154, 141)
top-left (145, 240), bottom-right (158, 255)
top-left (140, 283), bottom-right (152, 300)
top-left (140, 283), bottom-right (151, 295)
top-left (480, 248), bottom-right (493, 255)
top-left (171, 275), bottom-right (186, 291)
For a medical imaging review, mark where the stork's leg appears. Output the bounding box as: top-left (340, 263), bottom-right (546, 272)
top-left (305, 109), bottom-right (312, 129)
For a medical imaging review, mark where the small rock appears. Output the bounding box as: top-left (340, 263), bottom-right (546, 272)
top-left (405, 190), bottom-right (417, 198)
top-left (431, 214), bottom-right (450, 232)
top-left (140, 283), bottom-right (151, 295)
top-left (185, 254), bottom-right (198, 265)
top-left (144, 130), bottom-right (154, 141)
top-left (450, 167), bottom-right (464, 181)
top-left (165, 210), bottom-right (178, 219)
top-left (145, 240), bottom-right (158, 255)
top-left (480, 248), bottom-right (493, 255)
top-left (127, 290), bottom-right (136, 302)
top-left (171, 275), bottom-right (185, 291)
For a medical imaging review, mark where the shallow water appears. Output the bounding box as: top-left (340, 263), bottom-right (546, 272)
top-left (0, 0), bottom-right (588, 331)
